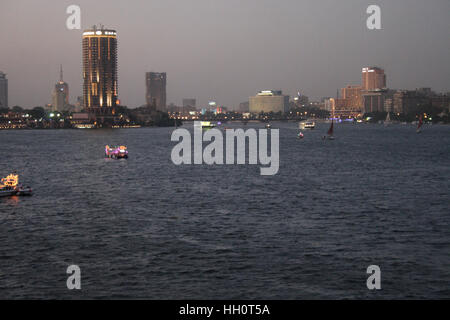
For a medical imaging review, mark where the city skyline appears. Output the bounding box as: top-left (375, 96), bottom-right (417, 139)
top-left (0, 0), bottom-right (449, 109)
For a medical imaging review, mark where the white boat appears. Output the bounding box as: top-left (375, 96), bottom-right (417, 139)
top-left (195, 121), bottom-right (216, 130)
top-left (299, 120), bottom-right (315, 129)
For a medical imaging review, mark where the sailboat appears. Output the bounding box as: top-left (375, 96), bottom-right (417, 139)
top-left (416, 115), bottom-right (423, 133)
top-left (326, 119), bottom-right (335, 140)
top-left (384, 112), bottom-right (391, 126)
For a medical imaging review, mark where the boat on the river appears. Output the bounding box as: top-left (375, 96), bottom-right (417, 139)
top-left (299, 120), bottom-right (315, 130)
top-left (195, 121), bottom-right (216, 131)
top-left (325, 120), bottom-right (335, 140)
top-left (416, 116), bottom-right (423, 134)
top-left (105, 145), bottom-right (129, 159)
top-left (0, 174), bottom-right (33, 197)
top-left (384, 112), bottom-right (392, 126)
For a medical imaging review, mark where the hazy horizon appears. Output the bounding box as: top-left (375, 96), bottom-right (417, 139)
top-left (1, 0), bottom-right (449, 109)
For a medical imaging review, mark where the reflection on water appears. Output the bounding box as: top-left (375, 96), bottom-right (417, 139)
top-left (4, 196), bottom-right (20, 206)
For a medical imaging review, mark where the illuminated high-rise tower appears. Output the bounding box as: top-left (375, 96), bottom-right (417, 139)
top-left (52, 65), bottom-right (69, 112)
top-left (82, 25), bottom-right (118, 118)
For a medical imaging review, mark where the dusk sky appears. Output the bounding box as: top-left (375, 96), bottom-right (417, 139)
top-left (1, 0), bottom-right (449, 109)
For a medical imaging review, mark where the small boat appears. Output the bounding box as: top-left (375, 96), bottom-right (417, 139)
top-left (15, 186), bottom-right (33, 196)
top-left (105, 145), bottom-right (128, 159)
top-left (384, 112), bottom-right (392, 126)
top-left (326, 120), bottom-right (335, 140)
top-left (0, 174), bottom-right (33, 197)
top-left (416, 116), bottom-right (423, 134)
top-left (195, 121), bottom-right (216, 131)
top-left (299, 120), bottom-right (315, 130)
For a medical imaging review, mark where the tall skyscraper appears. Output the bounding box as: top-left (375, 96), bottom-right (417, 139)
top-left (0, 71), bottom-right (8, 109)
top-left (52, 65), bottom-right (69, 112)
top-left (362, 67), bottom-right (386, 90)
top-left (82, 25), bottom-right (118, 119)
top-left (146, 72), bottom-right (166, 111)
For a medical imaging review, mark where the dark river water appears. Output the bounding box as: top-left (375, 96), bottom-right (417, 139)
top-left (0, 122), bottom-right (449, 299)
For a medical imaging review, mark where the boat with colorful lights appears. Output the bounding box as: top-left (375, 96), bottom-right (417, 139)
top-left (0, 174), bottom-right (33, 197)
top-left (105, 145), bottom-right (129, 159)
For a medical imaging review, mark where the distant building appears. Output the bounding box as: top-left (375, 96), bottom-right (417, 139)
top-left (431, 94), bottom-right (450, 111)
top-left (70, 113), bottom-right (95, 129)
top-left (74, 96), bottom-right (84, 112)
top-left (146, 72), bottom-right (166, 111)
top-left (293, 92), bottom-right (309, 107)
top-left (52, 65), bottom-right (69, 112)
top-left (214, 106), bottom-right (226, 114)
top-left (335, 85), bottom-right (363, 117)
top-left (182, 99), bottom-right (196, 109)
top-left (0, 71), bottom-right (8, 108)
top-left (362, 90), bottom-right (389, 113)
top-left (341, 86), bottom-right (362, 106)
top-left (249, 90), bottom-right (289, 113)
top-left (362, 67), bottom-right (386, 90)
top-left (393, 90), bottom-right (431, 115)
top-left (384, 98), bottom-right (394, 113)
top-left (208, 101), bottom-right (217, 112)
top-left (82, 25), bottom-right (118, 120)
top-left (328, 66), bottom-right (387, 117)
top-left (167, 103), bottom-right (184, 113)
top-left (239, 101), bottom-right (249, 113)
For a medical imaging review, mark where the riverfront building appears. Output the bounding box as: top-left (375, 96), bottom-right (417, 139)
top-left (249, 90), bottom-right (289, 114)
top-left (82, 25), bottom-right (118, 122)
